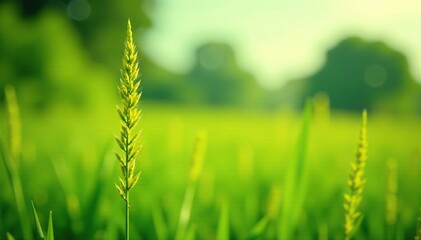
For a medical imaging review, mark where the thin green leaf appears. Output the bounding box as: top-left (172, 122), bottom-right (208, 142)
top-left (278, 100), bottom-right (312, 240)
top-left (81, 144), bottom-right (116, 238)
top-left (152, 204), bottom-right (169, 240)
top-left (248, 216), bottom-right (270, 239)
top-left (6, 232), bottom-right (16, 240)
top-left (0, 140), bottom-right (32, 240)
top-left (217, 201), bottom-right (229, 240)
top-left (185, 224), bottom-right (196, 240)
top-left (31, 201), bottom-right (45, 239)
top-left (175, 185), bottom-right (196, 240)
top-left (46, 211), bottom-right (54, 240)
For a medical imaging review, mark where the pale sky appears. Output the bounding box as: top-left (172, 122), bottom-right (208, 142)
top-left (142, 0), bottom-right (421, 88)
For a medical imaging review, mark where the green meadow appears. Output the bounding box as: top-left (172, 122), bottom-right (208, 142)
top-left (1, 2), bottom-right (421, 239)
top-left (1, 101), bottom-right (420, 239)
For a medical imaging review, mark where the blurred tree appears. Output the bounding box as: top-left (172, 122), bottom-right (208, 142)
top-left (4, 0), bottom-right (153, 71)
top-left (268, 78), bottom-right (307, 111)
top-left (1, 0), bottom-right (203, 105)
top-left (140, 58), bottom-right (191, 103)
top-left (187, 42), bottom-right (264, 107)
top-left (302, 36), bottom-right (420, 112)
top-left (67, 0), bottom-right (153, 70)
top-left (0, 3), bottom-right (115, 111)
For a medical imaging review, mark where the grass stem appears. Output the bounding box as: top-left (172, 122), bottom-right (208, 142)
top-left (115, 19), bottom-right (142, 240)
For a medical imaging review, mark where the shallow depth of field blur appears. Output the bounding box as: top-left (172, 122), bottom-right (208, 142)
top-left (0, 0), bottom-right (420, 239)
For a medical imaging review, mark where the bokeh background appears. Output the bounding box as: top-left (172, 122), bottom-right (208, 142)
top-left (0, 0), bottom-right (420, 239)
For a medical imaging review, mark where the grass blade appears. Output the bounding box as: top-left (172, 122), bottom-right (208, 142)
top-left (5, 85), bottom-right (21, 162)
top-left (152, 204), bottom-right (169, 240)
top-left (278, 100), bottom-right (312, 240)
top-left (46, 211), bottom-right (54, 240)
top-left (217, 200), bottom-right (229, 240)
top-left (0, 144), bottom-right (30, 240)
top-left (248, 183), bottom-right (281, 239)
top-left (31, 201), bottom-right (45, 239)
top-left (1, 86), bottom-right (33, 240)
top-left (6, 232), bottom-right (15, 240)
top-left (248, 216), bottom-right (269, 239)
top-left (185, 224), bottom-right (196, 240)
top-left (82, 143), bottom-right (115, 238)
top-left (176, 133), bottom-right (206, 240)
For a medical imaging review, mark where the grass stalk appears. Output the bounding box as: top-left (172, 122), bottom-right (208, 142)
top-left (217, 200), bottom-right (229, 240)
top-left (152, 204), bottom-right (169, 240)
top-left (5, 85), bottom-right (21, 162)
top-left (6, 232), bottom-right (15, 240)
top-left (115, 19), bottom-right (142, 240)
top-left (1, 86), bottom-right (32, 240)
top-left (278, 100), bottom-right (312, 240)
top-left (344, 109), bottom-right (368, 240)
top-left (176, 133), bottom-right (206, 240)
top-left (385, 159), bottom-right (398, 239)
top-left (248, 184), bottom-right (281, 239)
top-left (31, 201), bottom-right (54, 240)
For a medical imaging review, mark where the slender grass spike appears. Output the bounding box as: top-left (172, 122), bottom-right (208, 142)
top-left (344, 109), bottom-right (368, 240)
top-left (115, 19), bottom-right (142, 240)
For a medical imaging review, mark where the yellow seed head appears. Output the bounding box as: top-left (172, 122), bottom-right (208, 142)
top-left (344, 109), bottom-right (367, 240)
top-left (115, 19), bottom-right (142, 201)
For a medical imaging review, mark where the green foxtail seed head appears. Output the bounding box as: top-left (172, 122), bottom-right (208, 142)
top-left (344, 109), bottom-right (367, 240)
top-left (115, 19), bottom-right (141, 202)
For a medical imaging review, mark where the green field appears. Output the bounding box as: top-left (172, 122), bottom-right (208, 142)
top-left (0, 102), bottom-right (420, 239)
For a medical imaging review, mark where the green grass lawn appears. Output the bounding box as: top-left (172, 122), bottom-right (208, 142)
top-left (0, 103), bottom-right (420, 239)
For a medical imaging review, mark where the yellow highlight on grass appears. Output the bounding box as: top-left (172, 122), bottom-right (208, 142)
top-left (5, 85), bottom-right (21, 161)
top-left (189, 132), bottom-right (206, 183)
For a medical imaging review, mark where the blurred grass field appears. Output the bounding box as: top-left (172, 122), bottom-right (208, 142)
top-left (2, 1), bottom-right (421, 239)
top-left (0, 102), bottom-right (420, 239)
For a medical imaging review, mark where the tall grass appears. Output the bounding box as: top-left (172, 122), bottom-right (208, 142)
top-left (386, 159), bottom-right (398, 239)
top-left (176, 133), bottom-right (206, 240)
top-left (217, 200), bottom-right (230, 240)
top-left (1, 86), bottom-right (32, 240)
top-left (31, 201), bottom-right (54, 240)
top-left (278, 100), bottom-right (312, 240)
top-left (114, 19), bottom-right (142, 240)
top-left (248, 184), bottom-right (281, 239)
top-left (5, 86), bottom-right (21, 162)
top-left (344, 109), bottom-right (367, 240)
